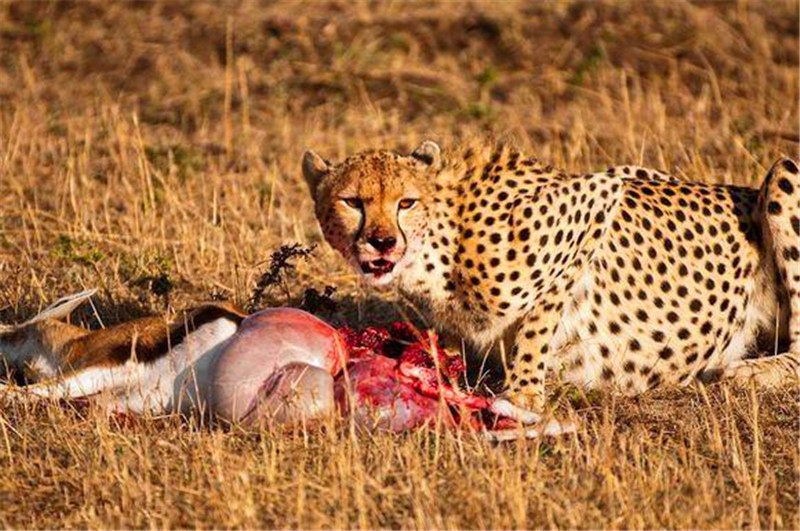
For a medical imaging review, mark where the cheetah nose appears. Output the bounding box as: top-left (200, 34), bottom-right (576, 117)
top-left (367, 235), bottom-right (397, 254)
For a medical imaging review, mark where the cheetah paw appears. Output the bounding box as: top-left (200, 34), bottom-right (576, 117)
top-left (488, 396), bottom-right (542, 425)
top-left (482, 419), bottom-right (577, 442)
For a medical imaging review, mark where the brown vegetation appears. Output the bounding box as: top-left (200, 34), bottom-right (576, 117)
top-left (0, 1), bottom-right (798, 528)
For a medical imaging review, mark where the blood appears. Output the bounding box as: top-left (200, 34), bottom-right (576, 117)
top-left (334, 321), bottom-right (512, 432)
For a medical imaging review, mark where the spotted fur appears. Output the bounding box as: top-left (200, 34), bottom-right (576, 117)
top-left (305, 142), bottom-right (800, 410)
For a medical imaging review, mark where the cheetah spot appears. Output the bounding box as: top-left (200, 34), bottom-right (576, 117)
top-left (778, 178), bottom-right (795, 195)
top-left (767, 201), bottom-right (782, 215)
top-left (781, 159), bottom-right (799, 175)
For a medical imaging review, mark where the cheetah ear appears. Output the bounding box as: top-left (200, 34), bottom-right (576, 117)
top-left (302, 150), bottom-right (329, 194)
top-left (410, 140), bottom-right (442, 170)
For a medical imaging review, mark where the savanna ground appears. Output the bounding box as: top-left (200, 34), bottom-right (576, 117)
top-left (0, 1), bottom-right (798, 528)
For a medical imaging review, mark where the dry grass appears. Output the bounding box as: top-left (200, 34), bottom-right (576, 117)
top-left (0, 1), bottom-right (798, 528)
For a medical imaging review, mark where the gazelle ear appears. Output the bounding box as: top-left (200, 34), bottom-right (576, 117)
top-left (23, 288), bottom-right (98, 326)
top-left (302, 150), bottom-right (330, 194)
top-left (410, 140), bottom-right (442, 170)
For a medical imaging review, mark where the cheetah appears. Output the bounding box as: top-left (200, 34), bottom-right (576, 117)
top-left (303, 141), bottom-right (800, 413)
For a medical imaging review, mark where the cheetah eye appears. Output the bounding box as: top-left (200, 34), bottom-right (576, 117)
top-left (341, 197), bottom-right (363, 210)
top-left (398, 198), bottom-right (418, 210)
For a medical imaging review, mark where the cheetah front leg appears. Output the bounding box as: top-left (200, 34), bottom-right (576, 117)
top-left (504, 303), bottom-right (564, 413)
top-left (485, 306), bottom-right (577, 435)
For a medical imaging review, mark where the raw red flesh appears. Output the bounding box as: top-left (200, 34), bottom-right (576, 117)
top-left (335, 353), bottom-right (448, 432)
top-left (335, 321), bottom-right (511, 432)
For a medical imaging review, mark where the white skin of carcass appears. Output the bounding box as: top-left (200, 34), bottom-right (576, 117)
top-left (238, 362), bottom-right (335, 428)
top-left (175, 307), bottom-right (345, 424)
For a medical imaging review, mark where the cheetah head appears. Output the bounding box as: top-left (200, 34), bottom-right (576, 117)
top-left (302, 141), bottom-right (441, 287)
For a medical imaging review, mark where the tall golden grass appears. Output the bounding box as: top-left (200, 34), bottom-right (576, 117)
top-left (0, 1), bottom-right (798, 528)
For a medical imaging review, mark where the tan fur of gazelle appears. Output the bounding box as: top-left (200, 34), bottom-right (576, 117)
top-left (0, 290), bottom-right (246, 415)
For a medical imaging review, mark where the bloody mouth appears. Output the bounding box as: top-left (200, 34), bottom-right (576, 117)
top-left (360, 259), bottom-right (395, 276)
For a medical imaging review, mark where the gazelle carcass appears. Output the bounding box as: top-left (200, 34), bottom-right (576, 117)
top-left (0, 290), bottom-right (340, 425)
top-left (1, 290), bottom-right (572, 439)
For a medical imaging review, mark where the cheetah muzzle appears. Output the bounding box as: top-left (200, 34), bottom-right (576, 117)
top-left (361, 258), bottom-right (396, 277)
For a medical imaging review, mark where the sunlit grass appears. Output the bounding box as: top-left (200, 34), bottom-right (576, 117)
top-left (0, 0), bottom-right (798, 528)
